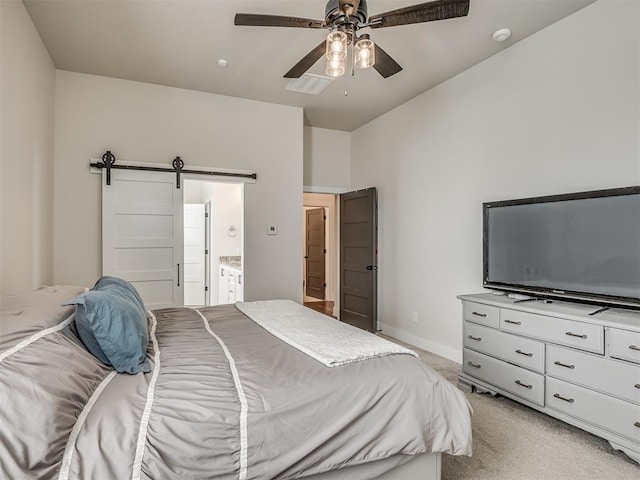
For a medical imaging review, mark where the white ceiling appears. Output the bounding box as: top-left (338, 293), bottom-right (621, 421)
top-left (24, 0), bottom-right (596, 132)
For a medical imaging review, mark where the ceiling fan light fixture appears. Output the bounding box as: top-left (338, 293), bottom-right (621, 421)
top-left (354, 35), bottom-right (375, 69)
top-left (326, 30), bottom-right (348, 59)
top-left (325, 30), bottom-right (348, 77)
top-left (326, 54), bottom-right (346, 77)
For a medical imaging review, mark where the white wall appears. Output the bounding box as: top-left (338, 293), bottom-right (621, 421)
top-left (210, 182), bottom-right (243, 302)
top-left (210, 183), bottom-right (243, 260)
top-left (0, 0), bottom-right (56, 293)
top-left (304, 126), bottom-right (351, 191)
top-left (54, 72), bottom-right (303, 302)
top-left (351, 0), bottom-right (640, 362)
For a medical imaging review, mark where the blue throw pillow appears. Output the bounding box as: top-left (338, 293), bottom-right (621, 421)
top-left (64, 276), bottom-right (150, 374)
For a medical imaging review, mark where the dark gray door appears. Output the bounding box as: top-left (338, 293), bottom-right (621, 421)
top-left (305, 208), bottom-right (326, 299)
top-left (340, 188), bottom-right (377, 332)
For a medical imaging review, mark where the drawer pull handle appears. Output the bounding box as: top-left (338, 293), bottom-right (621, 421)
top-left (472, 311), bottom-right (487, 318)
top-left (629, 345), bottom-right (640, 352)
top-left (553, 393), bottom-right (575, 404)
top-left (565, 332), bottom-right (587, 339)
top-left (634, 384), bottom-right (640, 390)
top-left (515, 380), bottom-right (533, 389)
top-left (554, 361), bottom-right (575, 370)
top-left (504, 319), bottom-right (522, 325)
top-left (515, 349), bottom-right (533, 357)
top-left (467, 335), bottom-right (482, 341)
top-left (467, 361), bottom-right (481, 369)
top-left (635, 422), bottom-right (640, 429)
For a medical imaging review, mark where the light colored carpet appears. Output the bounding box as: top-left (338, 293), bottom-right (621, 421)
top-left (382, 335), bottom-right (640, 480)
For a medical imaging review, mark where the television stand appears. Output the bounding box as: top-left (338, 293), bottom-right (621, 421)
top-left (458, 293), bottom-right (640, 464)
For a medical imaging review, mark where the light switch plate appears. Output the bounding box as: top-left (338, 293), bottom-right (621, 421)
top-left (267, 225), bottom-right (278, 235)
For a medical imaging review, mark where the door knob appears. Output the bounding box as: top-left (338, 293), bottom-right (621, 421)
top-left (366, 265), bottom-right (378, 271)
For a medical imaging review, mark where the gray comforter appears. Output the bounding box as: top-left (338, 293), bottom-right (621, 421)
top-left (0, 288), bottom-right (472, 479)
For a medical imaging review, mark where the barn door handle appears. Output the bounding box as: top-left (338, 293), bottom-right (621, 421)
top-left (177, 263), bottom-right (180, 286)
top-left (366, 265), bottom-right (378, 271)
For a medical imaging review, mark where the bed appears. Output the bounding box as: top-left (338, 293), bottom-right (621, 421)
top-left (0, 283), bottom-right (472, 479)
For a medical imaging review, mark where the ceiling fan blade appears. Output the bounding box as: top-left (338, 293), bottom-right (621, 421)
top-left (373, 44), bottom-right (403, 78)
top-left (369, 0), bottom-right (470, 29)
top-left (284, 41), bottom-right (328, 78)
top-left (234, 13), bottom-right (324, 29)
top-left (339, 0), bottom-right (361, 18)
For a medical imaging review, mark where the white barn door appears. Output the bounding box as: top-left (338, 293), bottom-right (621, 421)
top-left (183, 204), bottom-right (206, 306)
top-left (102, 169), bottom-right (184, 309)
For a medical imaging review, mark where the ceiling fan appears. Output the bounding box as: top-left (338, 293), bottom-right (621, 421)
top-left (234, 0), bottom-right (470, 79)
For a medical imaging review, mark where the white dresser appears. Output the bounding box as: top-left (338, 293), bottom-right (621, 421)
top-left (458, 293), bottom-right (640, 464)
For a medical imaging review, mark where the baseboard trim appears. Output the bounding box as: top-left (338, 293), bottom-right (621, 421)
top-left (379, 323), bottom-right (462, 364)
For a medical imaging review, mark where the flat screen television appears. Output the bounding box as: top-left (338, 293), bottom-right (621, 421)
top-left (483, 186), bottom-right (640, 309)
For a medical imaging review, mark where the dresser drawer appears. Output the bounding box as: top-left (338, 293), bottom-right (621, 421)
top-left (546, 377), bottom-right (640, 444)
top-left (464, 322), bottom-right (545, 373)
top-left (609, 328), bottom-right (640, 365)
top-left (547, 345), bottom-right (640, 405)
top-left (500, 309), bottom-right (604, 354)
top-left (462, 301), bottom-right (499, 329)
top-left (463, 349), bottom-right (544, 406)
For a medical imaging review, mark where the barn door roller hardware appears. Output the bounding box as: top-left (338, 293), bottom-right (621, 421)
top-left (91, 150), bottom-right (258, 188)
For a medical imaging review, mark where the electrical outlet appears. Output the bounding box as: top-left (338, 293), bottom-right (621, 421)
top-left (411, 312), bottom-right (418, 323)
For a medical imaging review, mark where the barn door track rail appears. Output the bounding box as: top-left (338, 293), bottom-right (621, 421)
top-left (91, 150), bottom-right (257, 188)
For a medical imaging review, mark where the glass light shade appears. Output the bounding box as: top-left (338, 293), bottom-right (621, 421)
top-left (326, 53), bottom-right (345, 77)
top-left (354, 37), bottom-right (375, 69)
top-left (326, 31), bottom-right (347, 60)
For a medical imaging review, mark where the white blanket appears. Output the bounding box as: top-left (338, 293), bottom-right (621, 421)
top-left (235, 300), bottom-right (417, 367)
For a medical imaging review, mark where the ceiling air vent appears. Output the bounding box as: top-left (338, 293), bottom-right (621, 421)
top-left (285, 74), bottom-right (334, 95)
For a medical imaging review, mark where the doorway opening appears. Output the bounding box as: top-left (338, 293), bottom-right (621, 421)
top-left (184, 179), bottom-right (243, 306)
top-left (303, 193), bottom-right (338, 317)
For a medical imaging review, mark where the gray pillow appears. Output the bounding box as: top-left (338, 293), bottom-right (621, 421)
top-left (64, 276), bottom-right (150, 374)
